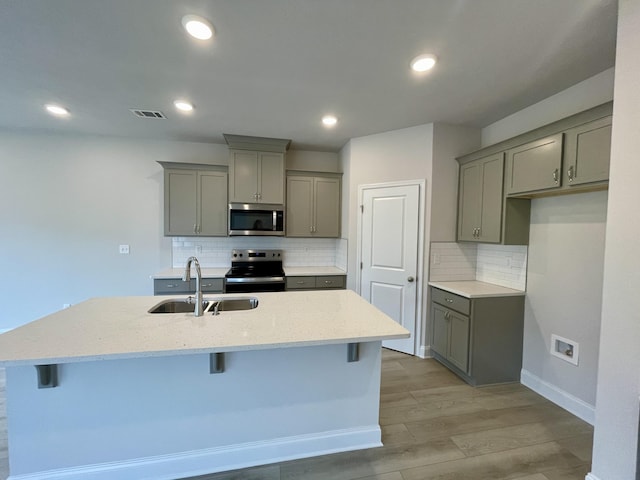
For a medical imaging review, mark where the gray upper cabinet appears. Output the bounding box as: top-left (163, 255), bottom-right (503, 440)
top-left (563, 116), bottom-right (612, 187)
top-left (457, 153), bottom-right (503, 243)
top-left (229, 149), bottom-right (285, 204)
top-left (287, 174), bottom-right (341, 237)
top-left (505, 134), bottom-right (564, 195)
top-left (162, 165), bottom-right (228, 236)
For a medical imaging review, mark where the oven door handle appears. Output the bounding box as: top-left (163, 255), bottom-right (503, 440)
top-left (225, 276), bottom-right (285, 284)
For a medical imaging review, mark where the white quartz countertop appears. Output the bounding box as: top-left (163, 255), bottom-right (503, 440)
top-left (0, 290), bottom-right (409, 366)
top-left (152, 266), bottom-right (346, 278)
top-left (428, 280), bottom-right (525, 298)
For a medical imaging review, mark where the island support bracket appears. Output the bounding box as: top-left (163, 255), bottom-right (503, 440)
top-left (347, 343), bottom-right (360, 362)
top-left (209, 353), bottom-right (225, 374)
top-left (35, 364), bottom-right (58, 388)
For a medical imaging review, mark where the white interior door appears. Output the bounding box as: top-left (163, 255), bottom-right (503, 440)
top-left (360, 184), bottom-right (420, 355)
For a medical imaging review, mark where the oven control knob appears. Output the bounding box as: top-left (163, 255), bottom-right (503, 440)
top-left (233, 253), bottom-right (237, 257)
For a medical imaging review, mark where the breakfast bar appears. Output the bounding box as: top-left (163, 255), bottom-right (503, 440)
top-left (0, 290), bottom-right (408, 480)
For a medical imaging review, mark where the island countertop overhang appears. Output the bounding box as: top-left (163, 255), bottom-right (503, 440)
top-left (0, 289), bottom-right (409, 366)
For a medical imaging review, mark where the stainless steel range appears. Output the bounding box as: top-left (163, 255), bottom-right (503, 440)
top-left (224, 249), bottom-right (285, 293)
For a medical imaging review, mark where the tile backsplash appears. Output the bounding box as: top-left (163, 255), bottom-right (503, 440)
top-left (430, 242), bottom-right (528, 290)
top-left (172, 237), bottom-right (343, 268)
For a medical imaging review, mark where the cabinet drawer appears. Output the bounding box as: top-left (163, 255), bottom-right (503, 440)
top-left (200, 278), bottom-right (224, 293)
top-left (154, 278), bottom-right (192, 295)
top-left (431, 288), bottom-right (470, 315)
top-left (286, 276), bottom-right (316, 290)
top-left (315, 275), bottom-right (345, 289)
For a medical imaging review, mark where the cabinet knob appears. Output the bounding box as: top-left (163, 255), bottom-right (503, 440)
top-left (445, 298), bottom-right (454, 303)
top-left (553, 168), bottom-right (559, 183)
top-left (568, 165), bottom-right (575, 182)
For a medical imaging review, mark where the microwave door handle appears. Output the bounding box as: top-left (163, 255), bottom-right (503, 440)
top-left (273, 210), bottom-right (277, 231)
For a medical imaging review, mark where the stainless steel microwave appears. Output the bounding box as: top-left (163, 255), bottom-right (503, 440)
top-left (228, 203), bottom-right (285, 236)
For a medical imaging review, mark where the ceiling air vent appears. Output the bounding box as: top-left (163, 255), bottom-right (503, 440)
top-left (129, 109), bottom-right (167, 119)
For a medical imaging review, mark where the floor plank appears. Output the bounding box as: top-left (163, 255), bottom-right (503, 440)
top-left (0, 351), bottom-right (594, 480)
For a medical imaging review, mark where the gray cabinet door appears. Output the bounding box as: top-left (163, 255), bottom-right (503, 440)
top-left (258, 152), bottom-right (285, 204)
top-left (286, 174), bottom-right (341, 238)
top-left (448, 310), bottom-right (470, 373)
top-left (505, 134), bottom-right (563, 195)
top-left (457, 153), bottom-right (503, 243)
top-left (479, 154), bottom-right (504, 243)
top-left (314, 177), bottom-right (340, 237)
top-left (198, 171), bottom-right (228, 236)
top-left (457, 162), bottom-right (481, 241)
top-left (564, 116), bottom-right (612, 186)
top-left (165, 169), bottom-right (198, 236)
top-left (431, 304), bottom-right (449, 358)
top-left (286, 176), bottom-right (314, 236)
top-left (229, 150), bottom-right (259, 203)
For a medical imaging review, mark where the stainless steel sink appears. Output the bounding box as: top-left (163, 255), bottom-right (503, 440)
top-left (212, 297), bottom-right (259, 313)
top-left (148, 297), bottom-right (258, 314)
top-left (148, 299), bottom-right (210, 314)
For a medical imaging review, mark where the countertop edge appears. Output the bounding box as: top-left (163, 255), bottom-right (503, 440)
top-left (428, 280), bottom-right (525, 298)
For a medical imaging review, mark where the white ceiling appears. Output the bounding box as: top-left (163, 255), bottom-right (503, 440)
top-left (0, 0), bottom-right (617, 152)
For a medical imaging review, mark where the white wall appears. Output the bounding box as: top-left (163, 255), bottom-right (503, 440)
top-left (590, 1), bottom-right (640, 478)
top-left (0, 132), bottom-right (229, 330)
top-left (480, 70), bottom-right (614, 420)
top-left (524, 192), bottom-right (607, 410)
top-left (0, 131), bottom-right (335, 331)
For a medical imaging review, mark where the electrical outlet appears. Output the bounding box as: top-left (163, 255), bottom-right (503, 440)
top-left (195, 245), bottom-right (202, 254)
top-left (432, 253), bottom-right (441, 265)
top-left (119, 244), bottom-right (130, 254)
top-left (63, 303), bottom-right (71, 309)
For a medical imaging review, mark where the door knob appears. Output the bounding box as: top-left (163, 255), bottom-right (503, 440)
top-left (407, 276), bottom-right (415, 282)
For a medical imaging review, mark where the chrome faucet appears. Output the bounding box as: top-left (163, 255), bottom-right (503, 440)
top-left (183, 256), bottom-right (204, 316)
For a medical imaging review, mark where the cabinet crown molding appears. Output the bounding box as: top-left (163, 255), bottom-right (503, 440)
top-left (224, 134), bottom-right (291, 153)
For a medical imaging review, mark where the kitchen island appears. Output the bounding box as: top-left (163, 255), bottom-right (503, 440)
top-left (0, 290), bottom-right (408, 480)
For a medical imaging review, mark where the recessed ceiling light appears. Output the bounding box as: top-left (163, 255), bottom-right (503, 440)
top-left (410, 54), bottom-right (437, 72)
top-left (181, 15), bottom-right (214, 40)
top-left (174, 100), bottom-right (194, 112)
top-left (322, 115), bottom-right (338, 127)
top-left (44, 104), bottom-right (70, 116)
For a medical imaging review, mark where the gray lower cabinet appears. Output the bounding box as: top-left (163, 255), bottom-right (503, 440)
top-left (161, 164), bottom-right (228, 236)
top-left (286, 275), bottom-right (346, 290)
top-left (286, 173), bottom-right (341, 238)
top-left (154, 278), bottom-right (224, 295)
top-left (430, 287), bottom-right (524, 386)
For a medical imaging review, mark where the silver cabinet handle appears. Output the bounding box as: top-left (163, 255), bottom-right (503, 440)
top-left (296, 281), bottom-right (305, 284)
top-left (553, 168), bottom-right (559, 183)
top-left (445, 298), bottom-right (454, 303)
top-left (193, 224), bottom-right (198, 234)
top-left (166, 284), bottom-right (178, 288)
top-left (407, 276), bottom-right (414, 282)
top-left (568, 165), bottom-right (574, 182)
top-left (445, 311), bottom-right (450, 320)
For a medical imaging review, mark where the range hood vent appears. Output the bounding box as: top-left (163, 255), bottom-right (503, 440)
top-left (129, 109), bottom-right (167, 119)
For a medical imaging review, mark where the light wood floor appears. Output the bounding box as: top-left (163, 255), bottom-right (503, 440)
top-left (0, 350), bottom-right (592, 480)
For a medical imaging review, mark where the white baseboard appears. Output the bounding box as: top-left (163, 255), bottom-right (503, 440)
top-left (417, 345), bottom-right (432, 359)
top-left (585, 473), bottom-right (602, 480)
top-left (520, 369), bottom-right (595, 425)
top-left (8, 426), bottom-right (381, 480)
